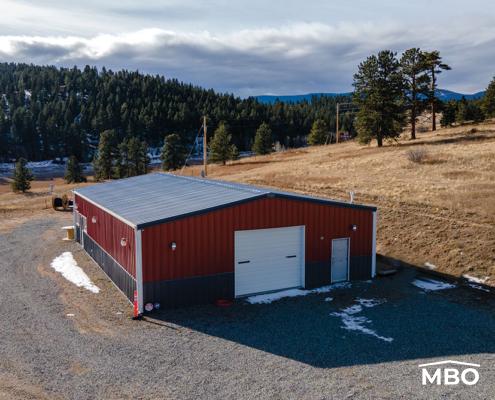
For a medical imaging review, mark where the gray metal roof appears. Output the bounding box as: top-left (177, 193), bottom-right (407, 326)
top-left (74, 173), bottom-right (376, 229)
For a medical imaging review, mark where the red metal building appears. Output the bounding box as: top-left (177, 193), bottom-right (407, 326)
top-left (74, 173), bottom-right (377, 311)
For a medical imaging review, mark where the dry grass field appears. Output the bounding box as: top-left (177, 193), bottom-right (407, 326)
top-left (0, 177), bottom-right (92, 233)
top-left (1, 120), bottom-right (494, 282)
top-left (185, 121), bottom-right (495, 283)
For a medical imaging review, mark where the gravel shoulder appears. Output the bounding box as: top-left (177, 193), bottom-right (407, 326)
top-left (1, 213), bottom-right (494, 399)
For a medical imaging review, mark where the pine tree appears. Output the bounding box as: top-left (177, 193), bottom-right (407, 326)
top-left (209, 122), bottom-right (234, 165)
top-left (115, 137), bottom-right (149, 178)
top-left (93, 129), bottom-right (116, 181)
top-left (138, 140), bottom-right (149, 175)
top-left (231, 144), bottom-right (240, 161)
top-left (160, 133), bottom-right (187, 171)
top-left (456, 97), bottom-right (469, 124)
top-left (252, 122), bottom-right (273, 155)
top-left (353, 50), bottom-right (406, 147)
top-left (11, 158), bottom-right (34, 193)
top-left (400, 48), bottom-right (430, 139)
top-left (455, 97), bottom-right (485, 124)
top-left (64, 155), bottom-right (86, 183)
top-left (440, 100), bottom-right (457, 127)
top-left (482, 76), bottom-right (495, 118)
top-left (114, 139), bottom-right (130, 178)
top-left (424, 51), bottom-right (451, 131)
top-left (127, 137), bottom-right (141, 177)
top-left (307, 119), bottom-right (328, 145)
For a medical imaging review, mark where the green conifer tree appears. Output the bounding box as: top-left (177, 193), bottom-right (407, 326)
top-left (138, 140), bottom-right (149, 175)
top-left (424, 51), bottom-right (451, 131)
top-left (307, 119), bottom-right (328, 145)
top-left (93, 129), bottom-right (116, 181)
top-left (353, 50), bottom-right (406, 147)
top-left (482, 76), bottom-right (495, 118)
top-left (252, 122), bottom-right (273, 155)
top-left (160, 133), bottom-right (187, 171)
top-left (456, 97), bottom-right (469, 124)
top-left (209, 122), bottom-right (234, 165)
top-left (230, 144), bottom-right (240, 161)
top-left (64, 155), bottom-right (86, 183)
top-left (11, 158), bottom-right (34, 193)
top-left (400, 48), bottom-right (430, 139)
top-left (440, 100), bottom-right (457, 127)
top-left (114, 139), bottom-right (129, 178)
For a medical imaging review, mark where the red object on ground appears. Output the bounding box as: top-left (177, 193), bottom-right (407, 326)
top-left (133, 290), bottom-right (140, 319)
top-left (215, 299), bottom-right (233, 307)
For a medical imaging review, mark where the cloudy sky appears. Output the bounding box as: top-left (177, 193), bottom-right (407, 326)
top-left (0, 0), bottom-right (494, 96)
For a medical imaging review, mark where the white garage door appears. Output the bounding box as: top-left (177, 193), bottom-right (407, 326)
top-left (234, 226), bottom-right (305, 297)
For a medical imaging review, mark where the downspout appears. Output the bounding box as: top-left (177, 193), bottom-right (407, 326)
top-left (72, 190), bottom-right (76, 228)
top-left (371, 210), bottom-right (377, 278)
top-left (135, 228), bottom-right (144, 314)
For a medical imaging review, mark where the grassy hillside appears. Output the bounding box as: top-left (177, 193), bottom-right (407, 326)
top-left (186, 121), bottom-right (495, 283)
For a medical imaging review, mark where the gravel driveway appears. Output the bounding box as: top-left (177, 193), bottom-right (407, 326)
top-left (1, 214), bottom-right (494, 399)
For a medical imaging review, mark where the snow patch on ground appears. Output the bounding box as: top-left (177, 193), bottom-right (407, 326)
top-left (246, 282), bottom-right (351, 304)
top-left (412, 278), bottom-right (456, 291)
top-left (355, 298), bottom-right (386, 308)
top-left (324, 297), bottom-right (333, 302)
top-left (246, 288), bottom-right (306, 304)
top-left (468, 284), bottom-right (490, 292)
top-left (463, 274), bottom-right (488, 284)
top-left (313, 282), bottom-right (351, 293)
top-left (50, 252), bottom-right (100, 293)
top-left (331, 298), bottom-right (393, 343)
top-left (424, 262), bottom-right (437, 270)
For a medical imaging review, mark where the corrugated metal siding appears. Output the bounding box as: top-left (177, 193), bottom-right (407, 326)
top-left (83, 232), bottom-right (136, 301)
top-left (75, 194), bottom-right (136, 278)
top-left (142, 197), bottom-right (372, 282)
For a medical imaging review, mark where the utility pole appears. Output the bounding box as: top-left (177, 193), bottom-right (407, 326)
top-left (336, 103), bottom-right (340, 143)
top-left (335, 102), bottom-right (357, 144)
top-left (203, 116), bottom-right (207, 177)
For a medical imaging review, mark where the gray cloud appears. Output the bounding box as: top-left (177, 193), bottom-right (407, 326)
top-left (0, 22), bottom-right (493, 96)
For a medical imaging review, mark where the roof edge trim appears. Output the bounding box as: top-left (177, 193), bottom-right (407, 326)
top-left (272, 192), bottom-right (377, 211)
top-left (73, 190), bottom-right (138, 229)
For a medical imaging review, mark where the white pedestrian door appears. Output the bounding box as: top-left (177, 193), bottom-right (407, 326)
top-left (234, 226), bottom-right (305, 297)
top-left (331, 238), bottom-right (349, 282)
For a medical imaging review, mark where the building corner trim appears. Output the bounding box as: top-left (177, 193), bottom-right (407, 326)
top-left (135, 229), bottom-right (144, 313)
top-left (371, 210), bottom-right (377, 278)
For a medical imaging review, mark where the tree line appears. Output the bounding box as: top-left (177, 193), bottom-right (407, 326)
top-left (0, 62), bottom-right (353, 163)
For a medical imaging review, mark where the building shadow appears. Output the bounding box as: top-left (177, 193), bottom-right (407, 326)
top-left (150, 266), bottom-right (495, 368)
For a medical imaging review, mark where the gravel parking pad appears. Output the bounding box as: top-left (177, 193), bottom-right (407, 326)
top-left (1, 215), bottom-right (494, 399)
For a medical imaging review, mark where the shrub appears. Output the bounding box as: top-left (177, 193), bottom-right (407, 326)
top-left (406, 148), bottom-right (428, 163)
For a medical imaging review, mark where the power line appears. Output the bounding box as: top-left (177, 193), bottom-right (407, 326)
top-left (179, 121), bottom-right (203, 175)
top-left (336, 102), bottom-right (359, 143)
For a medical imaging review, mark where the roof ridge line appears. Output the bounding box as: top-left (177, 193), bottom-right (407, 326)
top-left (163, 173), bottom-right (268, 195)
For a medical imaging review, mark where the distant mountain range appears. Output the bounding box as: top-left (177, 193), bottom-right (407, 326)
top-left (255, 89), bottom-right (485, 104)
